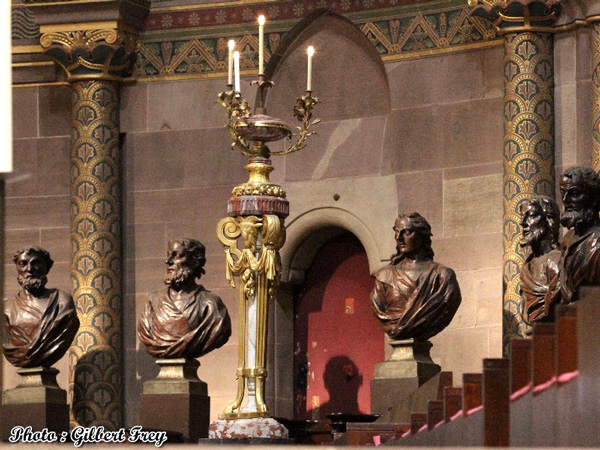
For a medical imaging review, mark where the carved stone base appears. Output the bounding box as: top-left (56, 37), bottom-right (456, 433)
top-left (209, 418), bottom-right (289, 439)
top-left (140, 358), bottom-right (210, 443)
top-left (1, 367), bottom-right (69, 440)
top-left (370, 339), bottom-right (440, 415)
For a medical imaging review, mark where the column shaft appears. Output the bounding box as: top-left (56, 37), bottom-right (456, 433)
top-left (592, 22), bottom-right (600, 172)
top-left (503, 32), bottom-right (555, 345)
top-left (69, 80), bottom-right (123, 429)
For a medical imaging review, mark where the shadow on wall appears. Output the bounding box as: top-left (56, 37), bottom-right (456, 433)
top-left (306, 355), bottom-right (364, 419)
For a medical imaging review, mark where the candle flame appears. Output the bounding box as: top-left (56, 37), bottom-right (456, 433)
top-left (258, 15), bottom-right (266, 25)
top-left (307, 46), bottom-right (315, 56)
top-left (228, 39), bottom-right (235, 50)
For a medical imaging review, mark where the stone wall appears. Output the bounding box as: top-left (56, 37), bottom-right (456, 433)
top-left (4, 85), bottom-right (72, 390)
top-left (4, 13), bottom-right (587, 427)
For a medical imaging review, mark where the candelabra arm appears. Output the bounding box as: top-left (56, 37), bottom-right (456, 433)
top-left (218, 90), bottom-right (253, 155)
top-left (271, 93), bottom-right (320, 157)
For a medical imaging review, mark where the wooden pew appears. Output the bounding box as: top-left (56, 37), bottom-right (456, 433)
top-left (443, 387), bottom-right (462, 423)
top-left (426, 400), bottom-right (443, 430)
top-left (482, 358), bottom-right (509, 447)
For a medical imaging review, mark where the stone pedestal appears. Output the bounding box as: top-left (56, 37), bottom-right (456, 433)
top-left (140, 358), bottom-right (210, 443)
top-left (209, 417), bottom-right (289, 440)
top-left (0, 367), bottom-right (69, 441)
top-left (370, 340), bottom-right (440, 415)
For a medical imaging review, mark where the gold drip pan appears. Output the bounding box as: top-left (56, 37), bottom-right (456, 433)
top-left (235, 114), bottom-right (291, 142)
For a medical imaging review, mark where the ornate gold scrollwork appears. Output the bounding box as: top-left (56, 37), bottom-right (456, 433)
top-left (40, 29), bottom-right (120, 49)
top-left (217, 90), bottom-right (252, 155)
top-left (217, 215), bottom-right (285, 289)
top-left (231, 183), bottom-right (286, 198)
top-left (273, 94), bottom-right (321, 156)
top-left (40, 24), bottom-right (139, 81)
top-left (217, 214), bottom-right (285, 418)
top-left (217, 88), bottom-right (320, 158)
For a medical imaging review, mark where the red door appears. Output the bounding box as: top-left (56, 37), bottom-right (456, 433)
top-left (293, 234), bottom-right (384, 420)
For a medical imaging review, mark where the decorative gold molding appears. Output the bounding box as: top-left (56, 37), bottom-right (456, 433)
top-left (12, 81), bottom-right (70, 88)
top-left (39, 21), bottom-right (118, 35)
top-left (152, 0), bottom-right (283, 13)
top-left (12, 45), bottom-right (44, 54)
top-left (20, 0), bottom-right (115, 7)
top-left (12, 61), bottom-right (55, 68)
top-left (381, 38), bottom-right (503, 61)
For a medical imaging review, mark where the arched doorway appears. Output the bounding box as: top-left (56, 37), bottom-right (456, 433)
top-left (293, 233), bottom-right (384, 420)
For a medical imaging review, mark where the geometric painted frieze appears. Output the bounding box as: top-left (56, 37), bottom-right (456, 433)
top-left (135, 2), bottom-right (498, 79)
top-left (13, 1), bottom-right (499, 82)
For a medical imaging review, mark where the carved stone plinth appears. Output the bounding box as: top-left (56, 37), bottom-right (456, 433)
top-left (140, 358), bottom-right (210, 443)
top-left (0, 367), bottom-right (69, 440)
top-left (370, 339), bottom-right (440, 415)
top-left (209, 418), bottom-right (289, 440)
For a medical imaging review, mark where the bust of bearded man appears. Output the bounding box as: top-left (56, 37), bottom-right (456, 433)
top-left (518, 196), bottom-right (561, 329)
top-left (555, 167), bottom-right (600, 304)
top-left (3, 246), bottom-right (79, 368)
top-left (138, 238), bottom-right (231, 359)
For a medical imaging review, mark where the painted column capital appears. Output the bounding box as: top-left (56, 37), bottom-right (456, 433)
top-left (25, 0), bottom-right (149, 81)
top-left (469, 0), bottom-right (561, 34)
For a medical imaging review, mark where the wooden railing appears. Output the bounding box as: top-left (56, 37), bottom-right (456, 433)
top-left (337, 286), bottom-right (600, 447)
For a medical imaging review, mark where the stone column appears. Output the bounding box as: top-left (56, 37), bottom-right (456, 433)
top-left (592, 21), bottom-right (600, 172)
top-left (67, 77), bottom-right (123, 428)
top-left (471, 0), bottom-right (560, 347)
top-left (29, 0), bottom-right (149, 429)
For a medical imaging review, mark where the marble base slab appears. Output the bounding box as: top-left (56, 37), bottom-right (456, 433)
top-left (209, 418), bottom-right (289, 439)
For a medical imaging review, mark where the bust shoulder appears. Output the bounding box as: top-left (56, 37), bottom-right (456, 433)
top-left (373, 264), bottom-right (397, 284)
top-left (433, 261), bottom-right (456, 278)
top-left (196, 286), bottom-right (225, 305)
top-left (55, 289), bottom-right (72, 304)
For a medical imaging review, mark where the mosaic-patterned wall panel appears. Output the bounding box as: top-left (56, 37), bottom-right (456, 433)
top-left (503, 32), bottom-right (555, 346)
top-left (69, 80), bottom-right (123, 430)
top-left (592, 22), bottom-right (600, 172)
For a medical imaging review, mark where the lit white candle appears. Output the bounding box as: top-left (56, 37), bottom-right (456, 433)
top-left (306, 46), bottom-right (314, 92)
top-left (228, 40), bottom-right (235, 86)
top-left (258, 15), bottom-right (265, 74)
top-left (234, 50), bottom-right (241, 92)
top-left (0, 2), bottom-right (12, 173)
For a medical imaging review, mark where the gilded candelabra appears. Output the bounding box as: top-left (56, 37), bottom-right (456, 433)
top-left (216, 74), bottom-right (319, 419)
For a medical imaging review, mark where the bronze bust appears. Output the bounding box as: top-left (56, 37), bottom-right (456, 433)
top-left (3, 247), bottom-right (79, 368)
top-left (138, 238), bottom-right (232, 359)
top-left (556, 167), bottom-right (600, 303)
top-left (518, 197), bottom-right (561, 327)
top-left (370, 213), bottom-right (462, 342)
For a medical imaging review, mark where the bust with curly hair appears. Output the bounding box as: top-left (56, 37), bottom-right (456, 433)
top-left (518, 196), bottom-right (561, 329)
top-left (370, 213), bottom-right (462, 342)
top-left (3, 246), bottom-right (79, 368)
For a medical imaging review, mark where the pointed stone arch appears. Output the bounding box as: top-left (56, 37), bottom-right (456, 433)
top-left (263, 9), bottom-right (391, 120)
